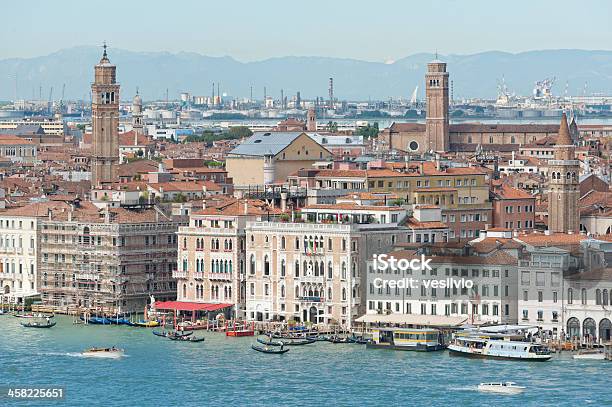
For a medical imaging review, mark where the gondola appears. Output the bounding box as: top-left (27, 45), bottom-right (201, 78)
top-left (168, 335), bottom-right (205, 342)
top-left (328, 336), bottom-right (350, 344)
top-left (153, 330), bottom-right (193, 338)
top-left (353, 337), bottom-right (372, 345)
top-left (21, 320), bottom-right (56, 328)
top-left (251, 344), bottom-right (290, 354)
top-left (107, 316), bottom-right (131, 325)
top-left (80, 315), bottom-right (112, 325)
top-left (306, 335), bottom-right (329, 342)
top-left (129, 320), bottom-right (160, 328)
top-left (283, 338), bottom-right (316, 346)
top-left (257, 337), bottom-right (284, 346)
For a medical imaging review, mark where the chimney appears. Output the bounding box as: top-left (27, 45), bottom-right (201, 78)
top-left (68, 204), bottom-right (74, 222)
top-left (243, 200), bottom-right (248, 215)
top-left (280, 192), bottom-right (287, 212)
top-left (202, 199), bottom-right (207, 209)
top-left (47, 208), bottom-right (52, 220)
top-left (435, 153), bottom-right (441, 171)
top-left (104, 206), bottom-right (110, 224)
top-left (544, 229), bottom-right (551, 236)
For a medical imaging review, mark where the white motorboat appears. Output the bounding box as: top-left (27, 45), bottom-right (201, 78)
top-left (478, 382), bottom-right (525, 394)
top-left (573, 349), bottom-right (605, 360)
top-left (81, 347), bottom-right (124, 359)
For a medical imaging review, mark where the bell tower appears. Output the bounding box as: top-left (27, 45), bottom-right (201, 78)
top-left (91, 44), bottom-right (120, 186)
top-left (548, 113), bottom-right (580, 233)
top-left (132, 90), bottom-right (144, 135)
top-left (425, 57), bottom-right (449, 152)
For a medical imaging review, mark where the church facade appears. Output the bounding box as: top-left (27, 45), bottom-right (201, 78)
top-left (380, 59), bottom-right (561, 154)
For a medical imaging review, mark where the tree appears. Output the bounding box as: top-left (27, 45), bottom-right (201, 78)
top-left (326, 121), bottom-right (338, 132)
top-left (355, 122), bottom-right (380, 139)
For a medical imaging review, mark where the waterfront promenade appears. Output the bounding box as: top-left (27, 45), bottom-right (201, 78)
top-left (0, 316), bottom-right (610, 406)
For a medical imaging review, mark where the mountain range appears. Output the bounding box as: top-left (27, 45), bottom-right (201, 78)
top-left (1, 47), bottom-right (611, 101)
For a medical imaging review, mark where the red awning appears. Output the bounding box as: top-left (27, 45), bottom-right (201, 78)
top-left (154, 301), bottom-right (233, 312)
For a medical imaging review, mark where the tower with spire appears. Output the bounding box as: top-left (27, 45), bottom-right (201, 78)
top-left (132, 89), bottom-right (144, 135)
top-left (547, 113), bottom-right (580, 233)
top-left (91, 43), bottom-right (120, 186)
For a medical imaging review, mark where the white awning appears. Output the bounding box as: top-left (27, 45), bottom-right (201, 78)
top-left (354, 313), bottom-right (467, 328)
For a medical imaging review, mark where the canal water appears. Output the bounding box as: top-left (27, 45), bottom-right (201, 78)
top-left (0, 316), bottom-right (609, 406)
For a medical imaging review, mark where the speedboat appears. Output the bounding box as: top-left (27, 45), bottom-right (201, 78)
top-left (81, 347), bottom-right (125, 359)
top-left (573, 349), bottom-right (605, 360)
top-left (251, 344), bottom-right (290, 354)
top-left (478, 382), bottom-right (525, 394)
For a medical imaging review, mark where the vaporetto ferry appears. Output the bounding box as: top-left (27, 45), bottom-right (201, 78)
top-left (448, 336), bottom-right (552, 361)
top-left (366, 327), bottom-right (447, 351)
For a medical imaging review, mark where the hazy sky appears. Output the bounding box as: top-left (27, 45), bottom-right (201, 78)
top-left (2, 0), bottom-right (611, 61)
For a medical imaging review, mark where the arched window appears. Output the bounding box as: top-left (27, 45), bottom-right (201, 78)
top-left (567, 317), bottom-right (580, 338)
top-left (581, 288), bottom-right (587, 305)
top-left (264, 255), bottom-right (270, 276)
top-left (281, 285), bottom-right (285, 298)
top-left (182, 283), bottom-right (187, 298)
top-left (342, 262), bottom-right (347, 279)
top-left (295, 237), bottom-right (300, 250)
top-left (281, 237), bottom-right (285, 250)
top-left (229, 260), bottom-right (233, 273)
top-left (295, 286), bottom-right (300, 299)
top-left (342, 288), bottom-right (347, 301)
top-left (596, 289), bottom-right (602, 305)
top-left (281, 260), bottom-right (286, 277)
top-left (182, 237), bottom-right (187, 249)
top-left (328, 262), bottom-right (333, 279)
top-left (328, 287), bottom-right (332, 300)
top-left (568, 288), bottom-right (573, 304)
top-left (250, 255), bottom-right (255, 275)
top-left (510, 136), bottom-right (515, 144)
top-left (603, 289), bottom-right (609, 306)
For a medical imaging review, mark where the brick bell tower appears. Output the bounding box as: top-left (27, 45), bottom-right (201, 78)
top-left (548, 113), bottom-right (580, 233)
top-left (425, 57), bottom-right (449, 153)
top-left (91, 44), bottom-right (120, 186)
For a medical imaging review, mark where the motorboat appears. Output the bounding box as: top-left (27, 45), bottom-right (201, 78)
top-left (573, 349), bottom-right (606, 360)
top-left (366, 328), bottom-right (447, 351)
top-left (81, 347), bottom-right (125, 359)
top-left (251, 344), bottom-right (290, 354)
top-left (20, 320), bottom-right (56, 328)
top-left (477, 382), bottom-right (525, 394)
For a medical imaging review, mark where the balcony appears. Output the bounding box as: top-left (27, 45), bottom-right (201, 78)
top-left (193, 272), bottom-right (205, 280)
top-left (209, 272), bottom-right (232, 281)
top-left (172, 271), bottom-right (187, 279)
top-left (299, 296), bottom-right (324, 303)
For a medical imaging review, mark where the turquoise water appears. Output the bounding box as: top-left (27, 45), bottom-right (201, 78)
top-left (0, 316), bottom-right (610, 406)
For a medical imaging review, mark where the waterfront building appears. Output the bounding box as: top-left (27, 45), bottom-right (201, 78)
top-left (37, 201), bottom-right (184, 313)
top-left (91, 45), bottom-right (120, 186)
top-left (226, 132), bottom-right (332, 187)
top-left (548, 113), bottom-right (580, 234)
top-left (366, 239), bottom-right (519, 325)
top-left (244, 202), bottom-right (408, 327)
top-left (175, 198), bottom-right (280, 318)
top-left (0, 202), bottom-right (63, 304)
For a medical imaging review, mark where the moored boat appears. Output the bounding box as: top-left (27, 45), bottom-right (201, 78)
top-left (130, 320), bottom-right (160, 328)
top-left (477, 382), bottom-right (525, 394)
top-left (81, 347), bottom-right (124, 359)
top-left (80, 315), bottom-right (112, 325)
top-left (283, 338), bottom-right (316, 346)
top-left (448, 337), bottom-right (551, 361)
top-left (366, 328), bottom-right (447, 351)
top-left (251, 344), bottom-right (290, 354)
top-left (14, 313), bottom-right (54, 319)
top-left (573, 349), bottom-right (605, 360)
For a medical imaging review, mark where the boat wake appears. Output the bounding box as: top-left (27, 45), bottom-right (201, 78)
top-left (448, 385), bottom-right (480, 392)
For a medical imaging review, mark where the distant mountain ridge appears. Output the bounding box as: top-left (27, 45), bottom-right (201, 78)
top-left (1, 47), bottom-right (611, 101)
